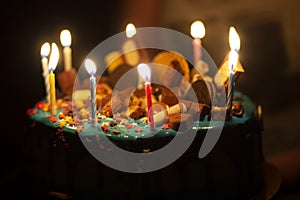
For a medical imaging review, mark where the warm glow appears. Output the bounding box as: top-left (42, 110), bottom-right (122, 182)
top-left (60, 29), bottom-right (72, 47)
top-left (228, 50), bottom-right (239, 71)
top-left (48, 43), bottom-right (59, 71)
top-left (85, 59), bottom-right (97, 75)
top-left (229, 26), bottom-right (240, 52)
top-left (126, 23), bottom-right (136, 38)
top-left (137, 63), bottom-right (151, 82)
top-left (190, 20), bottom-right (205, 38)
top-left (40, 42), bottom-right (50, 57)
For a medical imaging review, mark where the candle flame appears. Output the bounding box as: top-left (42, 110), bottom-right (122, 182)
top-left (190, 20), bottom-right (205, 38)
top-left (40, 42), bottom-right (50, 57)
top-left (48, 43), bottom-right (59, 71)
top-left (85, 59), bottom-right (97, 75)
top-left (60, 29), bottom-right (72, 47)
top-left (229, 26), bottom-right (240, 52)
top-left (137, 63), bottom-right (151, 82)
top-left (126, 23), bottom-right (136, 38)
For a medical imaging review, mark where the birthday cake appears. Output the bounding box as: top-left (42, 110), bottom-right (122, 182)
top-left (27, 47), bottom-right (265, 199)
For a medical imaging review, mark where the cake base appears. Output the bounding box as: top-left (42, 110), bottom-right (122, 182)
top-left (26, 91), bottom-right (266, 199)
top-left (25, 121), bottom-right (265, 200)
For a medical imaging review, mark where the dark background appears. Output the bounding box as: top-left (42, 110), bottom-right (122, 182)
top-left (1, 0), bottom-right (300, 199)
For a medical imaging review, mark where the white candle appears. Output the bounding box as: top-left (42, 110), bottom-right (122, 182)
top-left (123, 23), bottom-right (139, 66)
top-left (40, 42), bottom-right (51, 103)
top-left (48, 43), bottom-right (59, 115)
top-left (84, 59), bottom-right (97, 127)
top-left (190, 20), bottom-right (206, 74)
top-left (123, 23), bottom-right (143, 88)
top-left (137, 64), bottom-right (155, 130)
top-left (226, 26), bottom-right (240, 117)
top-left (60, 29), bottom-right (72, 71)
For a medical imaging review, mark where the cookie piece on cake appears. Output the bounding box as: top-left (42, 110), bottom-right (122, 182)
top-left (185, 78), bottom-right (211, 106)
top-left (152, 51), bottom-right (190, 87)
top-left (167, 113), bottom-right (193, 131)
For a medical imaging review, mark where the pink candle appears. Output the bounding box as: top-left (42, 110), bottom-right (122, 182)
top-left (190, 20), bottom-right (206, 69)
top-left (192, 38), bottom-right (202, 68)
top-left (137, 64), bottom-right (155, 130)
top-left (145, 82), bottom-right (154, 130)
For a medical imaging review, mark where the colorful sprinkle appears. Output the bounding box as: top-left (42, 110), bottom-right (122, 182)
top-left (126, 124), bottom-right (133, 129)
top-left (49, 116), bottom-right (58, 123)
top-left (26, 108), bottom-right (37, 115)
top-left (101, 124), bottom-right (110, 132)
top-left (135, 127), bottom-right (143, 132)
top-left (162, 124), bottom-right (170, 130)
top-left (112, 129), bottom-right (121, 135)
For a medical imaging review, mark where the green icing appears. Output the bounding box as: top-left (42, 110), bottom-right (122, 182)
top-left (28, 91), bottom-right (257, 141)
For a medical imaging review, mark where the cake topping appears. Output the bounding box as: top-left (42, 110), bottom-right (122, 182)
top-left (167, 113), bottom-right (193, 131)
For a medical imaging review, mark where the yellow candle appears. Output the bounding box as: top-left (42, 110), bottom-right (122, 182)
top-left (60, 29), bottom-right (72, 71)
top-left (48, 42), bottom-right (60, 115)
top-left (49, 71), bottom-right (56, 115)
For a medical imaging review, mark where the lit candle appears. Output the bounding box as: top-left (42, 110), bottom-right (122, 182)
top-left (190, 20), bottom-right (206, 73)
top-left (48, 42), bottom-right (59, 115)
top-left (60, 29), bottom-right (72, 71)
top-left (40, 42), bottom-right (51, 103)
top-left (84, 59), bottom-right (97, 127)
top-left (137, 64), bottom-right (155, 130)
top-left (226, 26), bottom-right (240, 117)
top-left (123, 23), bottom-right (144, 88)
top-left (123, 23), bottom-right (139, 67)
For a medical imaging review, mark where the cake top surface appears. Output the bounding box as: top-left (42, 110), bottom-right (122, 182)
top-left (27, 90), bottom-right (257, 141)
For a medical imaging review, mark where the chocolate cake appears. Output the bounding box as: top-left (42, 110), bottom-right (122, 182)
top-left (27, 50), bottom-right (265, 199)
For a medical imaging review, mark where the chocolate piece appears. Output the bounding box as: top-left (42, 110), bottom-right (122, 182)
top-left (57, 68), bottom-right (77, 97)
top-left (181, 100), bottom-right (210, 121)
top-left (110, 121), bottom-right (117, 127)
top-left (185, 79), bottom-right (211, 105)
top-left (133, 87), bottom-right (145, 98)
top-left (232, 101), bottom-right (244, 117)
top-left (127, 106), bottom-right (145, 119)
top-left (152, 84), bottom-right (180, 106)
top-left (107, 64), bottom-right (132, 89)
top-left (97, 94), bottom-right (112, 108)
top-left (159, 87), bottom-right (178, 106)
top-left (100, 91), bottom-right (128, 117)
top-left (96, 83), bottom-right (112, 95)
top-left (129, 95), bottom-right (142, 107)
top-left (152, 51), bottom-right (190, 87)
top-left (100, 102), bottom-right (113, 117)
top-left (167, 113), bottom-right (193, 132)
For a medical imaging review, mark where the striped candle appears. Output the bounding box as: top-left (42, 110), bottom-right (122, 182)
top-left (226, 69), bottom-right (234, 111)
top-left (85, 59), bottom-right (97, 127)
top-left (226, 26), bottom-right (240, 118)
